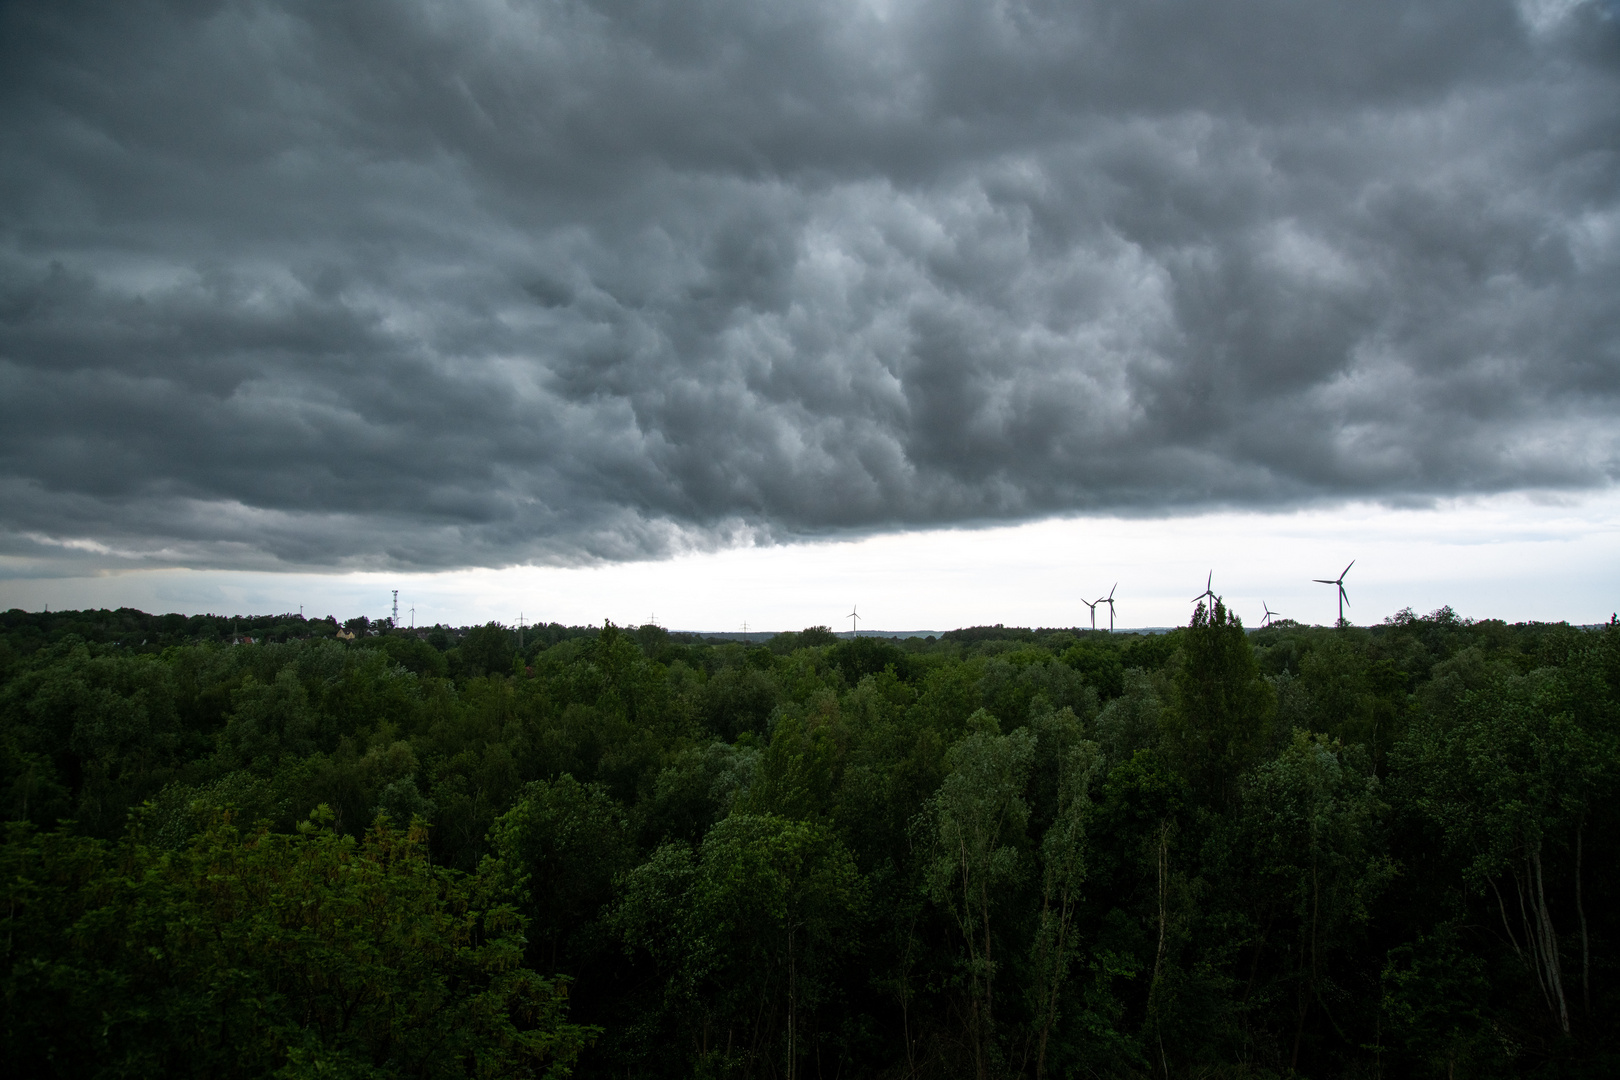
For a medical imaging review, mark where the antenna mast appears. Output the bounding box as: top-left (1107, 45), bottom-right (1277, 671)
top-left (392, 590), bottom-right (399, 627)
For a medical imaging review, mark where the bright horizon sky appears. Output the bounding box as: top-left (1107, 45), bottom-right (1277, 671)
top-left (4, 490), bottom-right (1615, 632)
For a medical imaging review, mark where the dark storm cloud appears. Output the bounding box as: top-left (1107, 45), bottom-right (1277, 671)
top-left (1, 0), bottom-right (1617, 572)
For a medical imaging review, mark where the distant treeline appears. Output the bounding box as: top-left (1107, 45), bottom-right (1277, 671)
top-left (0, 606), bottom-right (604, 652)
top-left (0, 605), bottom-right (1143, 651)
top-left (2, 604), bottom-right (1616, 1078)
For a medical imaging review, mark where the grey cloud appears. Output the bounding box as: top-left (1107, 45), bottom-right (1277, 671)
top-left (0, 0), bottom-right (1617, 573)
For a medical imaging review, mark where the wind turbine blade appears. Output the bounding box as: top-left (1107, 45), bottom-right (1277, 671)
top-left (1313, 579), bottom-right (1334, 584)
top-left (1340, 587), bottom-right (1350, 608)
top-left (1342, 560), bottom-right (1355, 578)
top-left (1109, 583), bottom-right (1117, 599)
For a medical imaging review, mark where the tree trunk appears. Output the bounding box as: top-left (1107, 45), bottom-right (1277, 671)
top-left (1149, 820), bottom-right (1170, 1079)
top-left (957, 837), bottom-right (990, 1080)
top-left (1577, 821), bottom-right (1590, 1016)
top-left (1292, 855), bottom-right (1321, 1070)
top-left (898, 915), bottom-right (919, 1079)
top-left (1512, 866), bottom-right (1554, 1017)
top-left (1035, 883), bottom-right (1075, 1080)
top-left (788, 923), bottom-right (797, 1080)
top-left (980, 874), bottom-right (995, 1080)
top-left (1151, 821), bottom-right (1169, 985)
top-left (1530, 847), bottom-right (1570, 1034)
top-left (1292, 930), bottom-right (1309, 1071)
top-left (1310, 858), bottom-right (1321, 1012)
top-left (1488, 877), bottom-right (1526, 963)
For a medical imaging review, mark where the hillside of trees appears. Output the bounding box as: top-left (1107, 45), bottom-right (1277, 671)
top-left (2, 603), bottom-right (1616, 1078)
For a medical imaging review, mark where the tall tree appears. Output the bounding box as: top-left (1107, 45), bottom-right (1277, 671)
top-left (1397, 665), bottom-right (1605, 1035)
top-left (923, 714), bottom-right (1036, 1079)
top-left (1167, 600), bottom-right (1274, 808)
top-left (2, 809), bottom-right (593, 1078)
top-left (1240, 732), bottom-right (1393, 1068)
top-left (490, 774), bottom-right (634, 969)
top-left (614, 814), bottom-right (865, 1079)
top-left (1026, 736), bottom-right (1099, 1079)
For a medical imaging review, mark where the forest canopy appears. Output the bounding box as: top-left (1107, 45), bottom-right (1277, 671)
top-left (2, 603), bottom-right (1616, 1078)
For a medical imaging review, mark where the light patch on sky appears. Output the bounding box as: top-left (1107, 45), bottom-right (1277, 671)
top-left (4, 492), bottom-right (1614, 632)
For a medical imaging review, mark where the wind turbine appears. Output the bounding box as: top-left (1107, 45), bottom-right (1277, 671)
top-left (1082, 596), bottom-right (1100, 631)
top-left (1261, 602), bottom-right (1280, 628)
top-left (1191, 572), bottom-right (1218, 611)
top-left (1103, 583), bottom-right (1118, 632)
top-left (848, 604), bottom-right (861, 638)
top-left (1313, 561), bottom-right (1354, 626)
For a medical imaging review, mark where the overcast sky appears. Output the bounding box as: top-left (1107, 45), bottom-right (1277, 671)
top-left (1, 0), bottom-right (1617, 625)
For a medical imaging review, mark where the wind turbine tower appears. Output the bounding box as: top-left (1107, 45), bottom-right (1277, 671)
top-left (392, 590), bottom-right (399, 627)
top-left (1082, 596), bottom-right (1100, 631)
top-left (1313, 561), bottom-right (1355, 626)
top-left (1261, 602), bottom-right (1280, 627)
top-left (1104, 583), bottom-right (1118, 632)
top-left (848, 605), bottom-right (861, 638)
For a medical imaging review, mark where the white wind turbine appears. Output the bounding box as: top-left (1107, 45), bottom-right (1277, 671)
top-left (1313, 561), bottom-right (1354, 626)
top-left (1191, 571), bottom-right (1218, 612)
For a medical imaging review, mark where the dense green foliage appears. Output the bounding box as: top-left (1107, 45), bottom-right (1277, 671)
top-left (2, 603), bottom-right (1617, 1078)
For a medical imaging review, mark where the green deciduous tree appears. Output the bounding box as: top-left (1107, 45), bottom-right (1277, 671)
top-left (923, 713), bottom-right (1036, 1079)
top-left (2, 809), bottom-right (593, 1078)
top-left (457, 622), bottom-right (515, 679)
top-left (491, 774), bottom-right (634, 969)
top-left (615, 814), bottom-right (864, 1079)
top-left (1026, 731), bottom-right (1099, 1080)
top-left (1168, 600), bottom-right (1274, 808)
top-left (1241, 732), bottom-right (1393, 1068)
top-left (1380, 924), bottom-right (1497, 1077)
top-left (1397, 664), bottom-right (1608, 1035)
